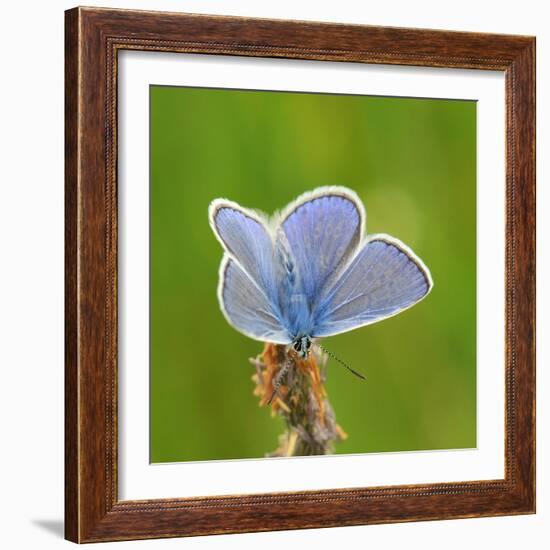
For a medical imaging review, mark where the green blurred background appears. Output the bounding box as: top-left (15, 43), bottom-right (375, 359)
top-left (150, 85), bottom-right (476, 463)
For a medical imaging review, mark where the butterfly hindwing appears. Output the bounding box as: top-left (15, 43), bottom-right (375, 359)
top-left (311, 235), bottom-right (433, 338)
top-left (219, 255), bottom-right (291, 344)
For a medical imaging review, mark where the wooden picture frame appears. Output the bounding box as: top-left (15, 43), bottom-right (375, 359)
top-left (65, 6), bottom-right (536, 543)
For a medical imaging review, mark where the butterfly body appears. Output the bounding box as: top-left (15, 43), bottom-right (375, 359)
top-left (291, 335), bottom-right (313, 359)
top-left (209, 186), bottom-right (433, 351)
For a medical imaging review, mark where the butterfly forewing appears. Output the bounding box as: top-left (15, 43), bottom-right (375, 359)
top-left (210, 201), bottom-right (279, 302)
top-left (280, 188), bottom-right (364, 305)
top-left (311, 236), bottom-right (433, 338)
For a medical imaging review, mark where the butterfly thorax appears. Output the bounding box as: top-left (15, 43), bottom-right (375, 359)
top-left (291, 335), bottom-right (312, 359)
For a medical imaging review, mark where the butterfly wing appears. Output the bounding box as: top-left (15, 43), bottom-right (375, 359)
top-left (210, 199), bottom-right (277, 299)
top-left (218, 255), bottom-right (292, 344)
top-left (209, 199), bottom-right (291, 344)
top-left (311, 234), bottom-right (433, 338)
top-left (279, 187), bottom-right (365, 305)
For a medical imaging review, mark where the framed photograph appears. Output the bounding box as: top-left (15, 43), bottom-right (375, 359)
top-left (65, 6), bottom-right (535, 543)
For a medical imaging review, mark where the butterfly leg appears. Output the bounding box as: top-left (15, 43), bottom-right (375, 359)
top-left (267, 357), bottom-right (294, 405)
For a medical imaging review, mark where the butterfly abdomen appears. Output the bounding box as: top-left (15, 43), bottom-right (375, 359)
top-left (275, 228), bottom-right (299, 294)
top-left (274, 228), bottom-right (314, 337)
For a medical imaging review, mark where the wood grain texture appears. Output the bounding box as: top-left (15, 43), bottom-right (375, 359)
top-left (64, 6), bottom-right (536, 543)
top-left (64, 7), bottom-right (79, 543)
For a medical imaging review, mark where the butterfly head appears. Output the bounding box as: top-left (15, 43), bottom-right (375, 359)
top-left (291, 335), bottom-right (312, 359)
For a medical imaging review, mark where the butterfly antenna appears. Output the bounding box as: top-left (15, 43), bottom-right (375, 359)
top-left (317, 344), bottom-right (366, 380)
top-left (267, 357), bottom-right (294, 405)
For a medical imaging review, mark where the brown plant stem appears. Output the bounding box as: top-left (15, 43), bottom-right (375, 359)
top-left (250, 342), bottom-right (347, 457)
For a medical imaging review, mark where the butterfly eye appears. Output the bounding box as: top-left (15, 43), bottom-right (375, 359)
top-left (293, 341), bottom-right (301, 351)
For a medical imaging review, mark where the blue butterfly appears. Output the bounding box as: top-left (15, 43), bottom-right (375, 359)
top-left (209, 187), bottom-right (433, 359)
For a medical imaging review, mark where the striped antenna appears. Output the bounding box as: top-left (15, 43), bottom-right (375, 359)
top-left (317, 343), bottom-right (366, 381)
